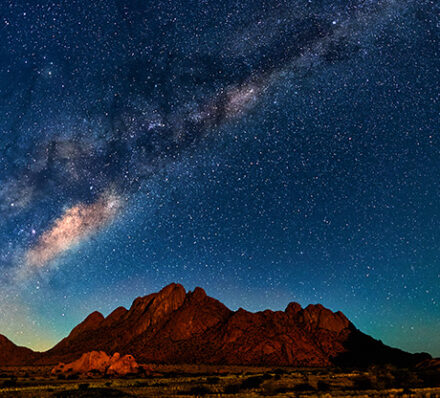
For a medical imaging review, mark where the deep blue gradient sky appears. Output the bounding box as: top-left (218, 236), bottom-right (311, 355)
top-left (0, 0), bottom-right (439, 356)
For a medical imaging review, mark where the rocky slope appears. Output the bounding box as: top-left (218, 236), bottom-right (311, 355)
top-left (0, 283), bottom-right (431, 367)
top-left (0, 334), bottom-right (38, 365)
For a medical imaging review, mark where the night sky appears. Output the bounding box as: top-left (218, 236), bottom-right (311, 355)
top-left (0, 0), bottom-right (439, 356)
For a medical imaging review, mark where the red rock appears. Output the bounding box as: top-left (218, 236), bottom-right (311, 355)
top-left (0, 334), bottom-right (37, 366)
top-left (68, 311), bottom-right (104, 339)
top-left (107, 353), bottom-right (139, 375)
top-left (285, 302), bottom-right (302, 316)
top-left (51, 351), bottom-right (110, 374)
top-left (0, 283), bottom-right (431, 368)
top-left (51, 351), bottom-right (140, 376)
top-left (297, 304), bottom-right (350, 332)
top-left (103, 307), bottom-right (128, 326)
top-left (416, 358), bottom-right (440, 370)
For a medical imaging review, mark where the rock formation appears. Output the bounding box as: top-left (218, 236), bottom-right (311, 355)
top-left (416, 358), bottom-right (440, 371)
top-left (51, 351), bottom-right (140, 376)
top-left (0, 334), bottom-right (38, 365)
top-left (107, 353), bottom-right (139, 375)
top-left (0, 283), bottom-right (431, 367)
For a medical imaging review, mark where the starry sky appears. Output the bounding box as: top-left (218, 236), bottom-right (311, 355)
top-left (0, 0), bottom-right (439, 356)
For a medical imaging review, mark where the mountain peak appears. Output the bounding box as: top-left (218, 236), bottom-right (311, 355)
top-left (0, 334), bottom-right (10, 344)
top-left (148, 283), bottom-right (186, 315)
top-left (300, 304), bottom-right (350, 332)
top-left (69, 311), bottom-right (104, 339)
top-left (88, 311), bottom-right (105, 321)
top-left (103, 306), bottom-right (128, 326)
top-left (190, 286), bottom-right (207, 301)
top-left (285, 302), bottom-right (302, 315)
top-left (157, 282), bottom-right (186, 300)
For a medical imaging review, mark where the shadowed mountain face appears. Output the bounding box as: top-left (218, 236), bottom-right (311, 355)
top-left (0, 284), bottom-right (431, 367)
top-left (0, 334), bottom-right (38, 366)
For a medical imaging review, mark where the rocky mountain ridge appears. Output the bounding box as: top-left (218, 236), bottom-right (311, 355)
top-left (0, 283), bottom-right (431, 367)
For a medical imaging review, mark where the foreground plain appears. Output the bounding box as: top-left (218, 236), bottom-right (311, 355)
top-left (0, 364), bottom-right (439, 397)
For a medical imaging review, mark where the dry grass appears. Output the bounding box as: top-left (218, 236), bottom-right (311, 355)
top-left (0, 364), bottom-right (439, 397)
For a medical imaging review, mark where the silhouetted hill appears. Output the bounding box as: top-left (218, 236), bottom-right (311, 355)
top-left (0, 334), bottom-right (39, 365)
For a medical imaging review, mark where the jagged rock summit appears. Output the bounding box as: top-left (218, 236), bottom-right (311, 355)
top-left (0, 283), bottom-right (431, 367)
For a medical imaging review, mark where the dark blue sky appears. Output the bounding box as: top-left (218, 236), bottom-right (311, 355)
top-left (0, 0), bottom-right (439, 356)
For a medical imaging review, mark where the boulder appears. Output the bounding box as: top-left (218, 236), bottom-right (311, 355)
top-left (51, 351), bottom-right (140, 376)
top-left (107, 354), bottom-right (139, 375)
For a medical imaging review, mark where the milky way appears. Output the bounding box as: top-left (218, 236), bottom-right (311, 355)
top-left (2, 0), bottom-right (399, 269)
top-left (0, 0), bottom-right (439, 355)
top-left (24, 191), bottom-right (121, 270)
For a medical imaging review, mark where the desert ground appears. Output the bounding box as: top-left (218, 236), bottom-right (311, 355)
top-left (0, 364), bottom-right (439, 397)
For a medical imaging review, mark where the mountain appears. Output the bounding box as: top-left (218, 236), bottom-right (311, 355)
top-left (0, 283), bottom-right (431, 367)
top-left (0, 334), bottom-right (38, 365)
